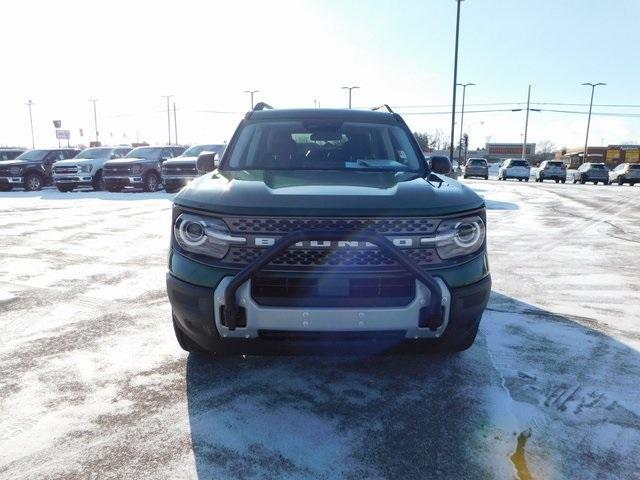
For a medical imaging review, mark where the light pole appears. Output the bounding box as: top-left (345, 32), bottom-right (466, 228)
top-left (341, 86), bottom-right (359, 109)
top-left (25, 100), bottom-right (35, 149)
top-left (161, 95), bottom-right (173, 144)
top-left (89, 98), bottom-right (99, 144)
top-left (456, 82), bottom-right (474, 164)
top-left (582, 82), bottom-right (606, 165)
top-left (173, 102), bottom-right (178, 145)
top-left (449, 0), bottom-right (463, 164)
top-left (244, 90), bottom-right (259, 110)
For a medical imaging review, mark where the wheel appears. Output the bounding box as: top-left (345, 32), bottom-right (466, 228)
top-left (143, 172), bottom-right (160, 192)
top-left (580, 176), bottom-right (586, 184)
top-left (440, 321), bottom-right (480, 352)
top-left (463, 175), bottom-right (468, 179)
top-left (561, 179), bottom-right (566, 184)
top-left (56, 185), bottom-right (74, 193)
top-left (630, 182), bottom-right (636, 187)
top-left (518, 178), bottom-right (523, 182)
top-left (24, 173), bottom-right (43, 191)
top-left (525, 178), bottom-right (529, 182)
top-left (555, 179), bottom-right (559, 184)
top-left (484, 176), bottom-right (488, 180)
top-left (593, 181), bottom-right (598, 185)
top-left (92, 170), bottom-right (105, 191)
top-left (107, 186), bottom-right (123, 193)
top-left (618, 176), bottom-right (624, 186)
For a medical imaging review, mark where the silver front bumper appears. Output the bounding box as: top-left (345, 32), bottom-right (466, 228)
top-left (53, 175), bottom-right (93, 183)
top-left (213, 277), bottom-right (451, 340)
top-left (0, 176), bottom-right (23, 184)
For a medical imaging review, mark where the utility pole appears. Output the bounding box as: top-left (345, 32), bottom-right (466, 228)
top-left (582, 82), bottom-right (606, 165)
top-left (456, 82), bottom-right (475, 165)
top-left (341, 86), bottom-right (359, 109)
top-left (449, 0), bottom-right (463, 164)
top-left (173, 102), bottom-right (178, 145)
top-left (244, 90), bottom-right (259, 110)
top-left (522, 85), bottom-right (531, 160)
top-left (511, 85), bottom-right (540, 160)
top-left (161, 95), bottom-right (173, 144)
top-left (26, 100), bottom-right (35, 149)
top-left (89, 98), bottom-right (99, 144)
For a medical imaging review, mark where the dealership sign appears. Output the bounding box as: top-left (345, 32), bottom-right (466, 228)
top-left (55, 129), bottom-right (71, 140)
top-left (486, 143), bottom-right (536, 156)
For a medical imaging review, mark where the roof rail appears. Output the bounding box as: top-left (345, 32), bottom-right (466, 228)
top-left (253, 102), bottom-right (273, 111)
top-left (372, 104), bottom-right (394, 113)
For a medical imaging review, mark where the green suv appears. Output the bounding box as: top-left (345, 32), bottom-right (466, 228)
top-left (166, 106), bottom-right (491, 355)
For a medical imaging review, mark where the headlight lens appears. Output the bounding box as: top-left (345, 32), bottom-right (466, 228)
top-left (174, 213), bottom-right (234, 259)
top-left (78, 165), bottom-right (93, 173)
top-left (434, 216), bottom-right (485, 260)
top-left (9, 167), bottom-right (23, 175)
top-left (131, 165), bottom-right (142, 174)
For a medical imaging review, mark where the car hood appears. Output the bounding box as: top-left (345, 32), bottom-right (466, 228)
top-left (163, 157), bottom-right (197, 166)
top-left (175, 169), bottom-right (484, 216)
top-left (105, 157), bottom-right (155, 166)
top-left (0, 159), bottom-right (38, 168)
top-left (53, 158), bottom-right (96, 167)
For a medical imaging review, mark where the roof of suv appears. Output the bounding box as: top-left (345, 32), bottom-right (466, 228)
top-left (248, 108), bottom-right (398, 124)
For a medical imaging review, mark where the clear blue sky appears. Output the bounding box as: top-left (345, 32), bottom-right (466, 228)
top-left (1, 0), bottom-right (638, 149)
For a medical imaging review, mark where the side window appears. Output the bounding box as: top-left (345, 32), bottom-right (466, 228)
top-left (118, 149), bottom-right (131, 157)
top-left (45, 151), bottom-right (61, 164)
top-left (161, 148), bottom-right (173, 159)
top-left (173, 147), bottom-right (185, 157)
top-left (64, 150), bottom-right (77, 159)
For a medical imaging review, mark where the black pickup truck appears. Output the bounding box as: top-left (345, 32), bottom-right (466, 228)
top-left (0, 148), bottom-right (80, 191)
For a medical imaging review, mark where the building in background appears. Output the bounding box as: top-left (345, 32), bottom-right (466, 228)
top-left (485, 143), bottom-right (535, 163)
top-left (556, 145), bottom-right (639, 168)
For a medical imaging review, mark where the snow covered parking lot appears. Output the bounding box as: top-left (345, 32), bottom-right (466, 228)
top-left (1, 181), bottom-right (639, 480)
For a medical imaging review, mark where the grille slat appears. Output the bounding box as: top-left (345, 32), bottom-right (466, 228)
top-left (226, 247), bottom-right (439, 269)
top-left (224, 216), bottom-right (438, 235)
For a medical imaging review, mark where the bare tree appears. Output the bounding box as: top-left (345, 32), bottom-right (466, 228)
top-left (536, 140), bottom-right (557, 155)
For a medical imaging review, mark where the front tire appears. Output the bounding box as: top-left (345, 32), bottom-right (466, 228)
top-left (92, 170), bottom-right (105, 191)
top-left (24, 173), bottom-right (43, 191)
top-left (143, 172), bottom-right (160, 192)
top-left (580, 176), bottom-right (586, 184)
top-left (618, 176), bottom-right (624, 186)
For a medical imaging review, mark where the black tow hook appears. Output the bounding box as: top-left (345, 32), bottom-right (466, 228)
top-left (222, 230), bottom-right (443, 330)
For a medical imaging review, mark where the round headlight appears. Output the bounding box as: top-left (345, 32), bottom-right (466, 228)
top-left (178, 219), bottom-right (207, 246)
top-left (434, 215), bottom-right (485, 260)
top-left (454, 221), bottom-right (482, 248)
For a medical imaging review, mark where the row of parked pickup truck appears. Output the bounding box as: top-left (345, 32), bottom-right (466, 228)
top-left (0, 144), bottom-right (225, 193)
top-left (461, 157), bottom-right (640, 186)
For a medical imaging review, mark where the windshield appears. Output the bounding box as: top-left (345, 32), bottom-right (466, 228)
top-left (181, 144), bottom-right (225, 157)
top-left (76, 148), bottom-right (112, 159)
top-left (126, 147), bottom-right (161, 160)
top-left (510, 160), bottom-right (528, 167)
top-left (547, 161), bottom-right (563, 167)
top-left (226, 120), bottom-right (423, 172)
top-left (591, 164), bottom-right (606, 169)
top-left (15, 150), bottom-right (49, 161)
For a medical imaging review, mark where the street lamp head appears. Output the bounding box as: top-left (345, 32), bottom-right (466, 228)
top-left (582, 82), bottom-right (606, 87)
top-left (341, 86), bottom-right (359, 90)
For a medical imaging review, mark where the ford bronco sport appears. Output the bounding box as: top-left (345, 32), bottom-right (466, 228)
top-left (166, 106), bottom-right (491, 355)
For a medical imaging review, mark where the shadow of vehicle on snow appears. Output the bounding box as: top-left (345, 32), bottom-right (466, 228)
top-left (185, 292), bottom-right (640, 480)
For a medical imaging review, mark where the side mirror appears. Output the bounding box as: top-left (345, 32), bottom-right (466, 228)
top-left (196, 152), bottom-right (218, 172)
top-left (430, 156), bottom-right (452, 175)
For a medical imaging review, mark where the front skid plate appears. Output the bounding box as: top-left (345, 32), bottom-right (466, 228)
top-left (213, 277), bottom-right (451, 340)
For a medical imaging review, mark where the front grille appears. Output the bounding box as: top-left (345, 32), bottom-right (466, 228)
top-left (223, 216), bottom-right (438, 235)
top-left (53, 166), bottom-right (78, 174)
top-left (163, 164), bottom-right (197, 175)
top-left (104, 165), bottom-right (132, 175)
top-left (225, 246), bottom-right (440, 269)
top-left (252, 275), bottom-right (414, 307)
top-left (0, 169), bottom-right (10, 176)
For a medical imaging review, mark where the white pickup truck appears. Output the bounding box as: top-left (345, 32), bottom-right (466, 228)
top-left (52, 146), bottom-right (132, 192)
